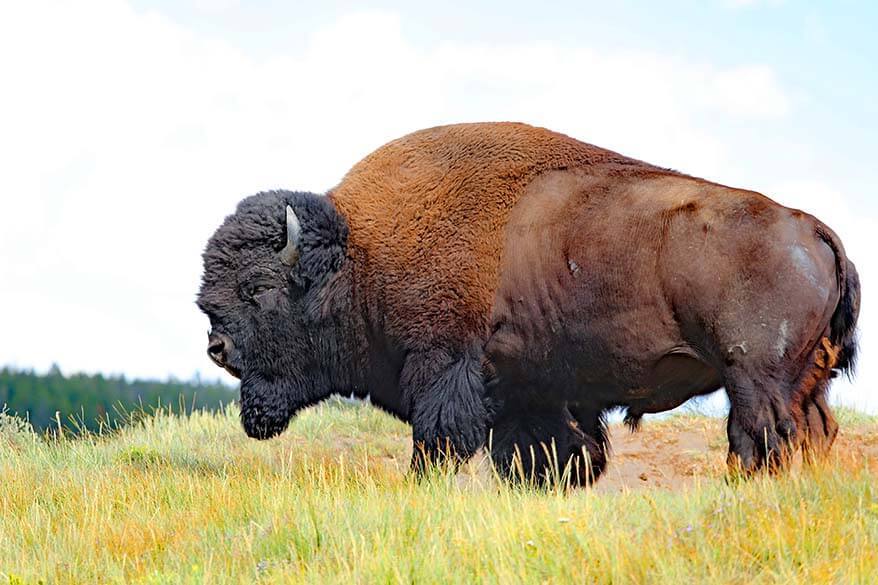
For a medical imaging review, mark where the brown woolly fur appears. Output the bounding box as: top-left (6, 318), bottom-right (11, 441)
top-left (199, 122), bottom-right (860, 486)
top-left (329, 122), bottom-right (665, 348)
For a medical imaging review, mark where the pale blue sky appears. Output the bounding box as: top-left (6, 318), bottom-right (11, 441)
top-left (0, 1), bottom-right (875, 410)
top-left (134, 0), bottom-right (878, 194)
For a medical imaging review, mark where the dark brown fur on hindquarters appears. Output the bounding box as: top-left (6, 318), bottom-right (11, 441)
top-left (486, 164), bottom-right (859, 482)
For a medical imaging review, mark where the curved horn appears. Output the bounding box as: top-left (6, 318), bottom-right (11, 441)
top-left (279, 205), bottom-right (301, 265)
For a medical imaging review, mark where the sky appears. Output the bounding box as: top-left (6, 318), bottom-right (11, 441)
top-left (0, 0), bottom-right (875, 411)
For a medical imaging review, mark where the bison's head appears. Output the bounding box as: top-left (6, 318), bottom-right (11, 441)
top-left (197, 190), bottom-right (349, 439)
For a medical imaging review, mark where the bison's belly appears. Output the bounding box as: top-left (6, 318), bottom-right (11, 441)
top-left (486, 304), bottom-right (721, 411)
top-left (618, 352), bottom-right (723, 415)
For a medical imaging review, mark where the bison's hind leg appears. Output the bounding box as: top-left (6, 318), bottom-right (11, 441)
top-left (726, 335), bottom-right (845, 475)
top-left (726, 405), bottom-right (762, 475)
top-left (489, 401), bottom-right (608, 487)
top-left (723, 366), bottom-right (798, 475)
top-left (802, 391), bottom-right (838, 462)
top-left (794, 339), bottom-right (841, 462)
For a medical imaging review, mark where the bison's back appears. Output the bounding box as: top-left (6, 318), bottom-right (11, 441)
top-left (328, 122), bottom-right (666, 348)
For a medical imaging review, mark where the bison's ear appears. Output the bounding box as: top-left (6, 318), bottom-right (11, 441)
top-left (279, 205), bottom-right (301, 265)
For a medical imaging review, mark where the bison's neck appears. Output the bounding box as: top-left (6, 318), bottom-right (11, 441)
top-left (319, 239), bottom-right (409, 419)
top-left (306, 260), bottom-right (373, 399)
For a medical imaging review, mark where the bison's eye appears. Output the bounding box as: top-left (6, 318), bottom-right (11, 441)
top-left (243, 283), bottom-right (275, 302)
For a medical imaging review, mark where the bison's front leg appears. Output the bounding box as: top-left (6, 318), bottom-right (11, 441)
top-left (401, 346), bottom-right (490, 473)
top-left (489, 401), bottom-right (608, 487)
top-left (567, 405), bottom-right (610, 483)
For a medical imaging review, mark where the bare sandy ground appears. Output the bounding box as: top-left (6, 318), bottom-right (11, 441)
top-left (593, 416), bottom-right (878, 493)
top-left (595, 418), bottom-right (727, 493)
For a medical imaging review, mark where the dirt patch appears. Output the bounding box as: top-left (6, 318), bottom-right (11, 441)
top-left (595, 420), bottom-right (726, 493)
top-left (594, 418), bottom-right (878, 493)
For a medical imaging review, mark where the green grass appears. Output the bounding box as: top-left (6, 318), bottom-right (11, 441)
top-left (1, 400), bottom-right (876, 584)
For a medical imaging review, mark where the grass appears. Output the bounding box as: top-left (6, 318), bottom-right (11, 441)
top-left (1, 400), bottom-right (877, 584)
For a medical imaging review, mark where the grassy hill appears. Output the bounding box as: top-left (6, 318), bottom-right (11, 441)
top-left (1, 400), bottom-right (876, 583)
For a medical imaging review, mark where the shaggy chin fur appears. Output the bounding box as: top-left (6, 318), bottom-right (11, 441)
top-left (198, 190), bottom-right (354, 439)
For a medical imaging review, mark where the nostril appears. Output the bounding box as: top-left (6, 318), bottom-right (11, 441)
top-left (207, 333), bottom-right (230, 361)
top-left (206, 332), bottom-right (241, 378)
top-left (208, 339), bottom-right (224, 357)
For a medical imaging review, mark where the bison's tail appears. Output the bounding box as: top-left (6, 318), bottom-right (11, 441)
top-left (816, 224), bottom-right (861, 377)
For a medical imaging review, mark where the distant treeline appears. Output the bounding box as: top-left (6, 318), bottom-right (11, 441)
top-left (0, 365), bottom-right (235, 433)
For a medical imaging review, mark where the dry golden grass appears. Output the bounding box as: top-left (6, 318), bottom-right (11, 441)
top-left (1, 400), bottom-right (876, 584)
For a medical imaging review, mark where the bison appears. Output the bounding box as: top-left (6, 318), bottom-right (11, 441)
top-left (198, 122), bottom-right (859, 485)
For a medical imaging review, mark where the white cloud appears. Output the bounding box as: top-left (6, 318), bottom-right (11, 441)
top-left (0, 1), bottom-right (872, 412)
top-left (703, 65), bottom-right (790, 117)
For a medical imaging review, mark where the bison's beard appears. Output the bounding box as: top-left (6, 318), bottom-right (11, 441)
top-left (238, 371), bottom-right (298, 440)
